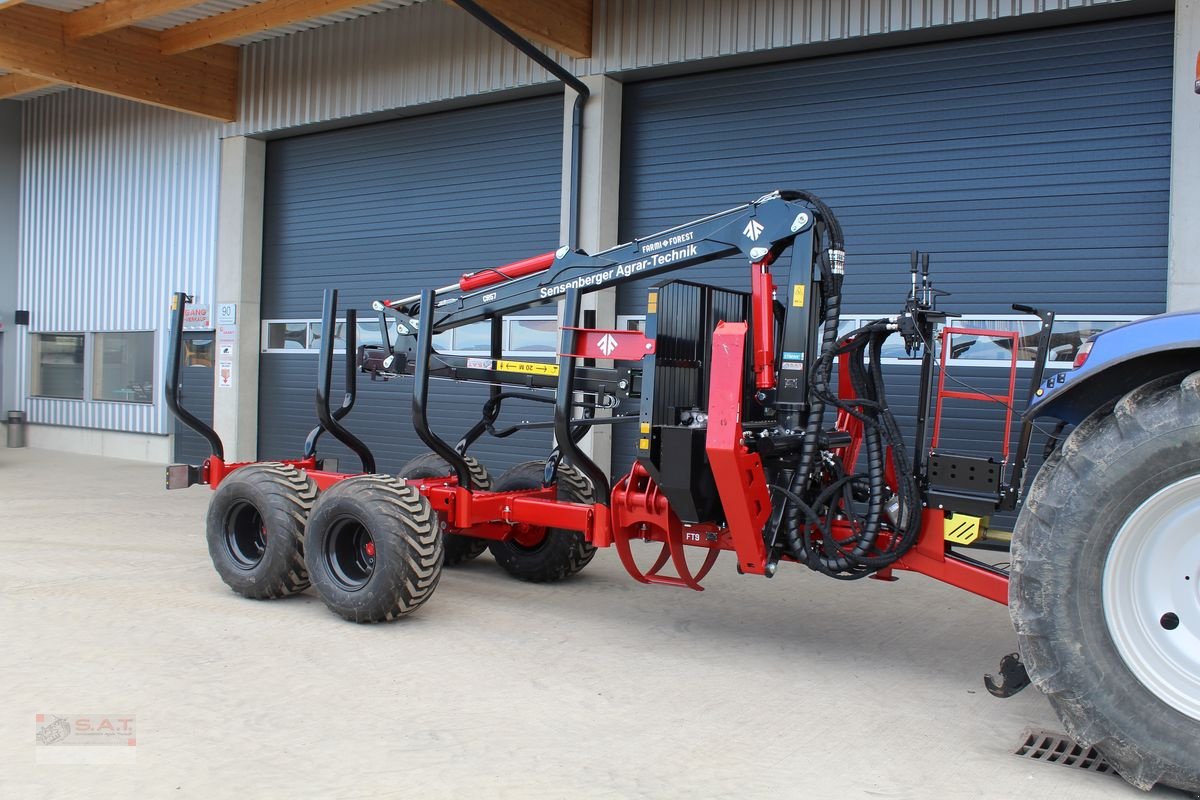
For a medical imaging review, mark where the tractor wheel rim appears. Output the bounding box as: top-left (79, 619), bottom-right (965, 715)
top-left (1103, 473), bottom-right (1200, 721)
top-left (225, 501), bottom-right (267, 569)
top-left (325, 517), bottom-right (376, 591)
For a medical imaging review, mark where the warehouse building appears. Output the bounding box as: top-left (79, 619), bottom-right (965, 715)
top-left (0, 0), bottom-right (1196, 479)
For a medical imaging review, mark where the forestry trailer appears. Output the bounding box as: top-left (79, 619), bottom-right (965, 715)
top-left (165, 190), bottom-right (1200, 793)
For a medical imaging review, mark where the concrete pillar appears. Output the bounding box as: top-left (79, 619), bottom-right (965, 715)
top-left (1168, 0), bottom-right (1200, 310)
top-left (213, 136), bottom-right (266, 461)
top-left (560, 76), bottom-right (623, 476)
top-left (0, 102), bottom-right (19, 418)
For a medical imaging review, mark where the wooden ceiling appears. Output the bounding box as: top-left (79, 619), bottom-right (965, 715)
top-left (0, 0), bottom-right (592, 121)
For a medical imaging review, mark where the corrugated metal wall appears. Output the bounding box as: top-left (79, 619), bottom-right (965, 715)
top-left (17, 91), bottom-right (221, 434)
top-left (227, 0), bottom-right (1137, 137)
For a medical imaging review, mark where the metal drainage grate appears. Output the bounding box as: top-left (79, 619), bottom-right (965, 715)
top-left (1014, 729), bottom-right (1116, 775)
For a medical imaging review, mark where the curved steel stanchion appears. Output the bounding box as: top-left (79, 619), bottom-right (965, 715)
top-left (304, 305), bottom-right (361, 460)
top-left (314, 289), bottom-right (376, 474)
top-left (165, 291), bottom-right (224, 460)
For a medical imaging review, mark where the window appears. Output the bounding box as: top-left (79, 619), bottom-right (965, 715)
top-left (31, 334), bottom-right (85, 399)
top-left (310, 321), bottom-right (346, 351)
top-left (508, 318), bottom-right (559, 352)
top-left (616, 313), bottom-right (1135, 369)
top-left (837, 314), bottom-right (1135, 367)
top-left (355, 320), bottom-right (387, 348)
top-left (262, 316), bottom-right (559, 357)
top-left (184, 338), bottom-right (213, 368)
top-left (93, 332), bottom-right (155, 403)
top-left (266, 322), bottom-right (310, 350)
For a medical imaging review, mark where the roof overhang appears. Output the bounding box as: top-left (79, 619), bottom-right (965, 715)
top-left (0, 0), bottom-right (592, 121)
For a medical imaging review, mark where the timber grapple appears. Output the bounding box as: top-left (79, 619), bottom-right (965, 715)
top-left (166, 191), bottom-right (1200, 792)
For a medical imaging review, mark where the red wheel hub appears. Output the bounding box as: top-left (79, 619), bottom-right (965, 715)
top-left (510, 522), bottom-right (547, 548)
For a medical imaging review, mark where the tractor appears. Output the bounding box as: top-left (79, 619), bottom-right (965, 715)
top-left (165, 190), bottom-right (1200, 792)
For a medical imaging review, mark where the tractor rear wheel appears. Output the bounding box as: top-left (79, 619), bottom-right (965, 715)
top-left (1010, 372), bottom-right (1200, 793)
top-left (398, 452), bottom-right (491, 565)
top-left (487, 461), bottom-right (597, 583)
top-left (205, 463), bottom-right (317, 599)
top-left (304, 475), bottom-right (443, 623)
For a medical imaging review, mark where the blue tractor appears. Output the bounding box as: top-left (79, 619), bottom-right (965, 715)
top-left (1012, 311), bottom-right (1200, 792)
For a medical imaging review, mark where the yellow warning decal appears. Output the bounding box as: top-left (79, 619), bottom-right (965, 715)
top-left (792, 285), bottom-right (805, 307)
top-left (943, 513), bottom-right (983, 546)
top-left (639, 421), bottom-right (650, 434)
top-left (638, 438), bottom-right (650, 450)
top-left (647, 291), bottom-right (658, 313)
top-left (497, 360), bottom-right (559, 377)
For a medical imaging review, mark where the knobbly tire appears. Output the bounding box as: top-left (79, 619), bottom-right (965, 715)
top-left (304, 475), bottom-right (443, 623)
top-left (205, 462), bottom-right (317, 599)
top-left (1010, 372), bottom-right (1200, 793)
top-left (487, 461), bottom-right (597, 583)
top-left (398, 452), bottom-right (491, 565)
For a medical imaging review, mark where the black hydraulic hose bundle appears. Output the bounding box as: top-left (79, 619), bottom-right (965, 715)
top-left (774, 198), bottom-right (921, 579)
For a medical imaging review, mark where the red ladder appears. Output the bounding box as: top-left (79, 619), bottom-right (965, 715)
top-left (932, 326), bottom-right (1020, 461)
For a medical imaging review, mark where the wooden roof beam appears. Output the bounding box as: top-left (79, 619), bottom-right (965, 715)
top-left (160, 0), bottom-right (391, 55)
top-left (160, 0), bottom-right (593, 58)
top-left (66, 0), bottom-right (204, 41)
top-left (0, 4), bottom-right (238, 121)
top-left (0, 73), bottom-right (53, 99)
top-left (469, 0), bottom-right (592, 59)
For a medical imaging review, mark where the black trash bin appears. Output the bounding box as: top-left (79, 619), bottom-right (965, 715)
top-left (6, 410), bottom-right (26, 448)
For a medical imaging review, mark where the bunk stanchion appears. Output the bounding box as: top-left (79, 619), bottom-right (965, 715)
top-left (164, 291), bottom-right (226, 489)
top-left (304, 305), bottom-right (363, 465)
top-left (410, 288), bottom-right (471, 488)
top-left (554, 288), bottom-right (610, 500)
top-left (313, 289), bottom-right (376, 474)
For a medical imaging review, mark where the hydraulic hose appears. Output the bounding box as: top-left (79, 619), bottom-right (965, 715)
top-left (769, 193), bottom-right (920, 578)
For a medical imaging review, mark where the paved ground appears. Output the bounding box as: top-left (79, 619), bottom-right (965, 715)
top-left (0, 447), bottom-right (1186, 799)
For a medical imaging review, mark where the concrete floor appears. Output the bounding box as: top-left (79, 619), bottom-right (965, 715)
top-left (0, 447), bottom-right (1184, 799)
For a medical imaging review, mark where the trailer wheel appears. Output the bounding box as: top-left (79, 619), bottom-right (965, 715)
top-left (487, 461), bottom-right (597, 583)
top-left (205, 463), bottom-right (316, 599)
top-left (1010, 372), bottom-right (1200, 793)
top-left (398, 453), bottom-right (491, 565)
top-left (304, 475), bottom-right (442, 623)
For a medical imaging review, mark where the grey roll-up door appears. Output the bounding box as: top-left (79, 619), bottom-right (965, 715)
top-left (258, 95), bottom-right (564, 475)
top-left (612, 14), bottom-right (1173, 476)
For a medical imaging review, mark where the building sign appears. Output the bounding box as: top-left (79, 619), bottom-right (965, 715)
top-left (217, 303), bottom-right (237, 325)
top-left (182, 304), bottom-right (211, 330)
top-left (217, 324), bottom-right (237, 390)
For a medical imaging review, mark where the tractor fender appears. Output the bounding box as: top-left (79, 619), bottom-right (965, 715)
top-left (1025, 310), bottom-right (1200, 426)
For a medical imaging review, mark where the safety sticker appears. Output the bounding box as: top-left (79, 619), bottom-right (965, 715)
top-left (792, 285), bottom-right (805, 307)
top-left (497, 360), bottom-right (559, 377)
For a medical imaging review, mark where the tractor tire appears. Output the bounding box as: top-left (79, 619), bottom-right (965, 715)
top-left (487, 461), bottom-right (597, 583)
top-left (304, 475), bottom-right (442, 623)
top-left (398, 452), bottom-right (491, 565)
top-left (205, 462), bottom-right (317, 599)
top-left (1010, 371), bottom-right (1200, 793)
